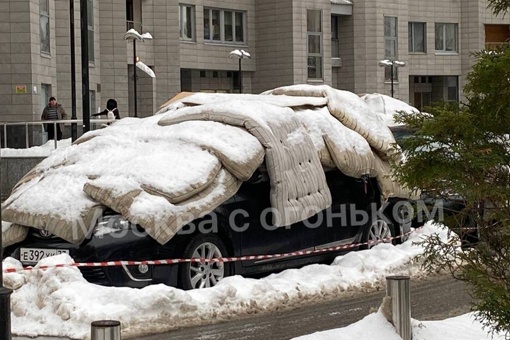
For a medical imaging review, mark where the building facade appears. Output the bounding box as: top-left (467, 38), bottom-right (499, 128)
top-left (0, 0), bottom-right (509, 144)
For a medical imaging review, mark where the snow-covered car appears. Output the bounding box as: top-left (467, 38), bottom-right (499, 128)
top-left (2, 85), bottom-right (417, 289)
top-left (4, 167), bottom-right (411, 289)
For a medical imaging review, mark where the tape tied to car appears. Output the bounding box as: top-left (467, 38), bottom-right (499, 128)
top-left (2, 227), bottom-right (424, 274)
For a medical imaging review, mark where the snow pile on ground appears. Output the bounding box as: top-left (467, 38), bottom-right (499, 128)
top-left (1, 222), bottom-right (473, 339)
top-left (293, 311), bottom-right (505, 340)
top-left (0, 138), bottom-right (72, 157)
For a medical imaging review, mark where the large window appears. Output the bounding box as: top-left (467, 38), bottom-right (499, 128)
top-left (408, 22), bottom-right (426, 53)
top-left (384, 16), bottom-right (398, 81)
top-left (331, 15), bottom-right (340, 58)
top-left (87, 0), bottom-right (94, 62)
top-left (180, 4), bottom-right (195, 41)
top-left (39, 0), bottom-right (50, 54)
top-left (435, 23), bottom-right (458, 53)
top-left (307, 10), bottom-right (323, 80)
top-left (203, 8), bottom-right (245, 44)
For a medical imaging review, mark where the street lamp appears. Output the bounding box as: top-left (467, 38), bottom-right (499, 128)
top-left (229, 49), bottom-right (251, 93)
top-left (69, 0), bottom-right (77, 141)
top-left (124, 28), bottom-right (152, 118)
top-left (378, 59), bottom-right (405, 98)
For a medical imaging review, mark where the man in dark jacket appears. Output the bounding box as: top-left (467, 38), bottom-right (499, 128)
top-left (41, 96), bottom-right (67, 140)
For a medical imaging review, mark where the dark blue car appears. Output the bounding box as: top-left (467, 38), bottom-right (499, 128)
top-left (5, 168), bottom-right (412, 290)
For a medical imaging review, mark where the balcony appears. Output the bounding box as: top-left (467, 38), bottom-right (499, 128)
top-left (485, 41), bottom-right (509, 51)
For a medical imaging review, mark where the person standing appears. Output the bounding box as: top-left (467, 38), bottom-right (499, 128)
top-left (92, 99), bottom-right (120, 120)
top-left (41, 96), bottom-right (67, 140)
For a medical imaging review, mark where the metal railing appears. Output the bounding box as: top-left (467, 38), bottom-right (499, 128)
top-left (126, 20), bottom-right (142, 32)
top-left (485, 41), bottom-right (510, 50)
top-left (0, 119), bottom-right (116, 150)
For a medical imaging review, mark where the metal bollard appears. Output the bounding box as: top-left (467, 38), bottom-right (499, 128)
top-left (91, 320), bottom-right (121, 340)
top-left (386, 276), bottom-right (412, 340)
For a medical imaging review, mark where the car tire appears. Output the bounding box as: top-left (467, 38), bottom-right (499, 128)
top-left (361, 213), bottom-right (395, 249)
top-left (178, 234), bottom-right (232, 290)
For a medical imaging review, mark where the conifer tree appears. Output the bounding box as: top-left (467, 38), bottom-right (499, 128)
top-left (393, 2), bottom-right (510, 334)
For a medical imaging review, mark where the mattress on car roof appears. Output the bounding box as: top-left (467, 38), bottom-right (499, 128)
top-left (2, 85), bottom-right (415, 248)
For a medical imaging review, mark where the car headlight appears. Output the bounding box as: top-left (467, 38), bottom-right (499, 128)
top-left (93, 215), bottom-right (131, 237)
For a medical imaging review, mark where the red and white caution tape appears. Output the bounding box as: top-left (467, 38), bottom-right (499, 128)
top-left (3, 228), bottom-right (419, 274)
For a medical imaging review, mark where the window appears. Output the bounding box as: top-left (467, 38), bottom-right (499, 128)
top-left (385, 16), bottom-right (398, 59)
top-left (126, 0), bottom-right (142, 31)
top-left (87, 0), bottom-right (94, 62)
top-left (39, 0), bottom-right (50, 54)
top-left (435, 23), bottom-right (458, 53)
top-left (203, 8), bottom-right (245, 44)
top-left (331, 15), bottom-right (340, 58)
top-left (445, 76), bottom-right (458, 102)
top-left (90, 90), bottom-right (96, 114)
top-left (409, 22), bottom-right (426, 53)
top-left (485, 24), bottom-right (510, 50)
top-left (179, 4), bottom-right (195, 41)
top-left (307, 10), bottom-right (323, 80)
top-left (384, 16), bottom-right (398, 81)
top-left (126, 0), bottom-right (133, 22)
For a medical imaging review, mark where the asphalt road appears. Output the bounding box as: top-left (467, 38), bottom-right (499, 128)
top-left (13, 273), bottom-right (472, 340)
top-left (135, 273), bottom-right (473, 340)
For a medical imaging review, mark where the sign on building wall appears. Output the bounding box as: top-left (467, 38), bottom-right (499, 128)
top-left (15, 85), bottom-right (27, 94)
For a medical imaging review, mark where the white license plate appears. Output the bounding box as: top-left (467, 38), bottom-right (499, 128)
top-left (20, 247), bottom-right (70, 264)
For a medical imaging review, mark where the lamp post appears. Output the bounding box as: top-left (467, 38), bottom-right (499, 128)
top-left (378, 59), bottom-right (405, 98)
top-left (124, 28), bottom-right (152, 118)
top-left (0, 154), bottom-right (12, 340)
top-left (229, 49), bottom-right (251, 93)
top-left (70, 0), bottom-right (77, 141)
top-left (80, 0), bottom-right (90, 133)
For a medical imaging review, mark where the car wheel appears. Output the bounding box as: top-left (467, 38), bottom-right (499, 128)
top-left (361, 214), bottom-right (395, 249)
top-left (178, 234), bottom-right (232, 290)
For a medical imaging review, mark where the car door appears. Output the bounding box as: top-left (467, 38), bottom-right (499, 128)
top-left (233, 178), bottom-right (306, 269)
top-left (299, 169), bottom-right (367, 252)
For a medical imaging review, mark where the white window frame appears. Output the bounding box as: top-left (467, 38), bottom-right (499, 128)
top-left (435, 23), bottom-right (458, 53)
top-left (307, 9), bottom-right (323, 80)
top-left (408, 22), bottom-right (426, 53)
top-left (179, 4), bottom-right (195, 41)
top-left (39, 0), bottom-right (50, 54)
top-left (203, 8), bottom-right (245, 44)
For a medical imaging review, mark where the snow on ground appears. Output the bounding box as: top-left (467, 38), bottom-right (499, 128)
top-left (0, 138), bottom-right (72, 157)
top-left (2, 222), bottom-right (502, 340)
top-left (293, 311), bottom-right (505, 340)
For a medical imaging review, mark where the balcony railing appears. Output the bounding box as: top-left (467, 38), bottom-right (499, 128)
top-left (126, 20), bottom-right (143, 33)
top-left (0, 119), bottom-right (115, 151)
top-left (485, 41), bottom-right (510, 51)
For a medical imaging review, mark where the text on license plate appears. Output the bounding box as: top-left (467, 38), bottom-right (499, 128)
top-left (20, 248), bottom-right (70, 264)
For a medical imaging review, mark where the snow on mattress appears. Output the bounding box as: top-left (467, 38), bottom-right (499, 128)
top-left (2, 85), bottom-right (413, 247)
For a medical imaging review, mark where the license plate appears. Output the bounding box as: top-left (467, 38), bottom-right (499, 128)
top-left (19, 247), bottom-right (70, 265)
